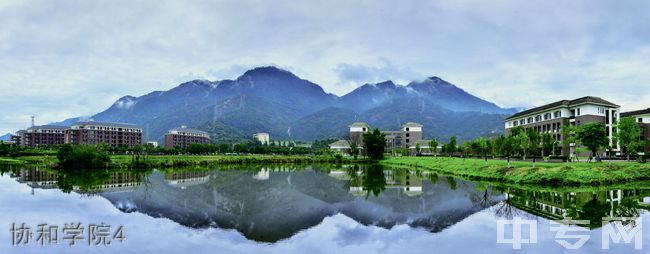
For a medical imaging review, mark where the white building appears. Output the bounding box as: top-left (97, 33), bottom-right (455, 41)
top-left (253, 133), bottom-right (270, 144)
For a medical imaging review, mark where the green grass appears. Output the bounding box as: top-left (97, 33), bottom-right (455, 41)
top-left (382, 156), bottom-right (650, 186)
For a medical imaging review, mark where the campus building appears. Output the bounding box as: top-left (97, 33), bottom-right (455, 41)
top-left (164, 126), bottom-right (211, 149)
top-left (253, 133), bottom-right (270, 144)
top-left (330, 122), bottom-right (428, 155)
top-left (65, 121), bottom-right (143, 147)
top-left (23, 125), bottom-right (68, 147)
top-left (621, 108), bottom-right (650, 154)
top-left (10, 130), bottom-right (25, 146)
top-left (504, 96), bottom-right (620, 156)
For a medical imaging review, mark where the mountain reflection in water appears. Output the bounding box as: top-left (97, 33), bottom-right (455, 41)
top-left (3, 163), bottom-right (650, 244)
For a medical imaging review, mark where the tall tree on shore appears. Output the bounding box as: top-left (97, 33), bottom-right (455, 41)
top-left (515, 131), bottom-right (531, 160)
top-left (615, 117), bottom-right (642, 161)
top-left (495, 135), bottom-right (514, 166)
top-left (476, 137), bottom-right (489, 162)
top-left (540, 133), bottom-right (554, 157)
top-left (348, 136), bottom-right (361, 160)
top-left (526, 129), bottom-right (540, 167)
top-left (575, 123), bottom-right (609, 162)
top-left (363, 128), bottom-right (387, 160)
top-left (448, 136), bottom-right (457, 156)
top-left (561, 124), bottom-right (578, 162)
top-left (429, 139), bottom-right (438, 157)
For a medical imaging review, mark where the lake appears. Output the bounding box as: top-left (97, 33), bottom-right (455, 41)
top-left (1, 163), bottom-right (649, 254)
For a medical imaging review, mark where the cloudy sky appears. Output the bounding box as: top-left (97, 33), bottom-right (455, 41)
top-left (2, 0), bottom-right (650, 134)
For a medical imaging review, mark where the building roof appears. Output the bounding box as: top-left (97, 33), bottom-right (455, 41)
top-left (349, 122), bottom-right (369, 128)
top-left (167, 126), bottom-right (208, 135)
top-left (26, 125), bottom-right (69, 131)
top-left (505, 96), bottom-right (619, 120)
top-left (621, 108), bottom-right (650, 118)
top-left (403, 122), bottom-right (423, 127)
top-left (253, 132), bottom-right (269, 136)
top-left (329, 140), bottom-right (351, 148)
top-left (72, 121), bottom-right (140, 128)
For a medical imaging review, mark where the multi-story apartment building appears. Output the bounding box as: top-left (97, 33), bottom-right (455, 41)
top-left (65, 121), bottom-right (142, 147)
top-left (504, 96), bottom-right (620, 156)
top-left (333, 122), bottom-right (426, 154)
top-left (621, 108), bottom-right (650, 154)
top-left (10, 130), bottom-right (25, 146)
top-left (23, 125), bottom-right (68, 147)
top-left (164, 126), bottom-right (211, 149)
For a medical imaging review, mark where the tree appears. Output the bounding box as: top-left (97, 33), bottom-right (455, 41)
top-left (497, 135), bottom-right (515, 167)
top-left (448, 136), bottom-right (457, 156)
top-left (429, 139), bottom-right (438, 157)
top-left (561, 124), bottom-right (578, 162)
top-left (575, 123), bottom-right (609, 162)
top-left (348, 137), bottom-right (361, 160)
top-left (363, 128), bottom-right (387, 160)
top-left (540, 133), bottom-right (554, 157)
top-left (615, 117), bottom-right (642, 161)
top-left (415, 142), bottom-right (421, 155)
top-left (476, 137), bottom-right (489, 162)
top-left (526, 128), bottom-right (540, 167)
top-left (515, 131), bottom-right (531, 160)
top-left (57, 144), bottom-right (111, 169)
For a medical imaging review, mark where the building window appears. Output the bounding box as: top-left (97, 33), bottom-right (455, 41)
top-left (405, 127), bottom-right (410, 131)
top-left (405, 133), bottom-right (410, 137)
top-left (577, 108), bottom-right (581, 116)
top-left (639, 118), bottom-right (643, 123)
top-left (535, 115), bottom-right (542, 122)
top-left (520, 119), bottom-right (525, 125)
top-left (405, 139), bottom-right (410, 143)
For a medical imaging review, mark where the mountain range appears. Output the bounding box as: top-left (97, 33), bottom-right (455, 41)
top-left (52, 66), bottom-right (517, 143)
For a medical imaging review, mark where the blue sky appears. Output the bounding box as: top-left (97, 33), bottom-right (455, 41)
top-left (1, 0), bottom-right (650, 134)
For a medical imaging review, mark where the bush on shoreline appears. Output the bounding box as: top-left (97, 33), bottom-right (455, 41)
top-left (57, 144), bottom-right (110, 169)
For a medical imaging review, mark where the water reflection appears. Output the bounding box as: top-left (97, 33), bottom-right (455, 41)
top-left (495, 186), bottom-right (650, 228)
top-left (3, 163), bottom-right (650, 245)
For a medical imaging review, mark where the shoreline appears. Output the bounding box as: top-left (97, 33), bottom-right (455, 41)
top-left (381, 156), bottom-right (650, 186)
top-left (0, 154), bottom-right (368, 169)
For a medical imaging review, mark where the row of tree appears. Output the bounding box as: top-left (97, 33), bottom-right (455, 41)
top-left (427, 117), bottom-right (648, 163)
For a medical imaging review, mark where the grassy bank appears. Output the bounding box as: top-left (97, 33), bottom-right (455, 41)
top-left (0, 154), bottom-right (361, 169)
top-left (382, 156), bottom-right (650, 186)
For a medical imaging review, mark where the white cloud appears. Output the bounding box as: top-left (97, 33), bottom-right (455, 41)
top-left (1, 0), bottom-right (650, 134)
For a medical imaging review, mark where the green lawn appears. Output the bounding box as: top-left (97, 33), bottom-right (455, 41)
top-left (382, 156), bottom-right (650, 186)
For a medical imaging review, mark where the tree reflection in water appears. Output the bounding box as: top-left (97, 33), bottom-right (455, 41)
top-left (492, 187), bottom-right (650, 228)
top-left (362, 164), bottom-right (387, 198)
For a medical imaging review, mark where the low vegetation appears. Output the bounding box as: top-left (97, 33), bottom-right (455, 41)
top-left (382, 156), bottom-right (650, 186)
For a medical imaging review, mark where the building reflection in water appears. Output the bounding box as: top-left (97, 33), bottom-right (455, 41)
top-left (329, 165), bottom-right (423, 197)
top-left (495, 186), bottom-right (650, 228)
top-left (164, 171), bottom-right (210, 189)
top-left (11, 167), bottom-right (144, 194)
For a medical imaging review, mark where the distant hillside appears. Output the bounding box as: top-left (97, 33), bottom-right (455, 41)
top-left (0, 133), bottom-right (12, 141)
top-left (50, 66), bottom-right (513, 143)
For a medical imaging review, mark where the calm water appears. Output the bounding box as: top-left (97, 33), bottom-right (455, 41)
top-left (1, 163), bottom-right (649, 253)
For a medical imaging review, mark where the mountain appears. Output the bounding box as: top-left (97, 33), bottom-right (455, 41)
top-left (51, 66), bottom-right (514, 142)
top-left (341, 77), bottom-right (516, 114)
top-left (0, 133), bottom-right (12, 141)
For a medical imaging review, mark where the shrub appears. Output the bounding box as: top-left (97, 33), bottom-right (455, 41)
top-left (57, 144), bottom-right (110, 169)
